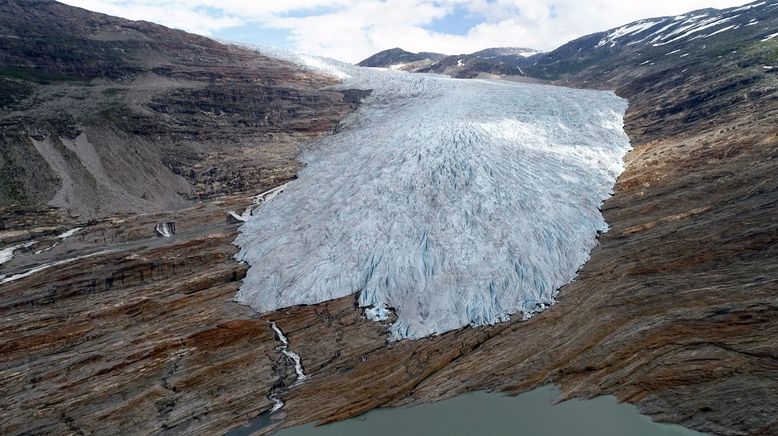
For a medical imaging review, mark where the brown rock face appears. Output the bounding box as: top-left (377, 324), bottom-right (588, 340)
top-left (1, 2), bottom-right (777, 436)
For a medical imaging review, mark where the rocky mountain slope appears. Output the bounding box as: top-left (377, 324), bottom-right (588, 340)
top-left (364, 1), bottom-right (777, 82)
top-left (1, 1), bottom-right (777, 436)
top-left (528, 1), bottom-right (778, 87)
top-left (357, 47), bottom-right (446, 72)
top-left (0, 0), bottom-right (357, 220)
top-left (358, 46), bottom-right (542, 77)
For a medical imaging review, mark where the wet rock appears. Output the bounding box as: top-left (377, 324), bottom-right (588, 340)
top-left (227, 211), bottom-right (246, 224)
top-left (154, 222), bottom-right (176, 237)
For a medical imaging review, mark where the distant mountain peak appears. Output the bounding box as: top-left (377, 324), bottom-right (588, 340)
top-left (357, 46), bottom-right (543, 77)
top-left (357, 48), bottom-right (447, 69)
top-left (469, 47), bottom-right (543, 58)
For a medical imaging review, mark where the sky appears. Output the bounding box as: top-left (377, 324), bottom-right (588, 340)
top-left (60, 0), bottom-right (755, 62)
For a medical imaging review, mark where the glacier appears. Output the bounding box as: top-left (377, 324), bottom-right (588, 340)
top-left (234, 49), bottom-right (632, 340)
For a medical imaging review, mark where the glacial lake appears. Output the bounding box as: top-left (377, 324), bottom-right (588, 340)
top-left (234, 385), bottom-right (704, 436)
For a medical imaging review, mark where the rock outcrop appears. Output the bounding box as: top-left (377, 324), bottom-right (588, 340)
top-left (1, 1), bottom-right (777, 436)
top-left (0, 0), bottom-right (357, 219)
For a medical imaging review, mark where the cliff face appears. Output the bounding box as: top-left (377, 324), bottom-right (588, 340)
top-left (0, 0), bottom-right (356, 219)
top-left (1, 1), bottom-right (777, 436)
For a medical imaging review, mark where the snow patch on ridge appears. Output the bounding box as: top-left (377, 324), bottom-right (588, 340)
top-left (596, 20), bottom-right (663, 48)
top-left (651, 15), bottom-right (738, 46)
top-left (35, 227), bottom-right (82, 254)
top-left (733, 1), bottom-right (766, 12)
top-left (234, 50), bottom-right (632, 340)
top-left (763, 32), bottom-right (778, 41)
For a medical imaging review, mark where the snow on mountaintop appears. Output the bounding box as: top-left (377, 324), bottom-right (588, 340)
top-left (234, 48), bottom-right (631, 340)
top-left (596, 20), bottom-right (665, 48)
top-left (587, 0), bottom-right (778, 51)
top-left (515, 49), bottom-right (541, 57)
top-left (470, 47), bottom-right (542, 58)
top-left (652, 15), bottom-right (739, 46)
top-left (356, 47), bottom-right (544, 78)
top-left (733, 1), bottom-right (766, 11)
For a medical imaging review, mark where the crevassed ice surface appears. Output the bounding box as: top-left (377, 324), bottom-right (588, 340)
top-left (234, 48), bottom-right (632, 340)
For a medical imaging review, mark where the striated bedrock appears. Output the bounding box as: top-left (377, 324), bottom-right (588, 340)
top-left (234, 59), bottom-right (631, 340)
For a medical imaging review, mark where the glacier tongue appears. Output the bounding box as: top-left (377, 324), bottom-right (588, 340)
top-left (234, 51), bottom-right (632, 340)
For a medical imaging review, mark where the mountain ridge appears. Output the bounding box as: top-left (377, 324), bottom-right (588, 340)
top-left (0, 0), bottom-right (358, 220)
top-left (358, 46), bottom-right (543, 76)
top-left (360, 0), bottom-right (778, 81)
top-left (0, 1), bottom-right (776, 435)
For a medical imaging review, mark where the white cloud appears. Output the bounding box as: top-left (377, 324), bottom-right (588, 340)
top-left (60, 0), bottom-right (244, 34)
top-left (60, 0), bottom-right (754, 62)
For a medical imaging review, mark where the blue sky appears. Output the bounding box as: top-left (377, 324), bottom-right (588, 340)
top-left (425, 5), bottom-right (484, 35)
top-left (60, 0), bottom-right (754, 62)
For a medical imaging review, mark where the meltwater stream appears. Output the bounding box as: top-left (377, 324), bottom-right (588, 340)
top-left (234, 49), bottom-right (632, 340)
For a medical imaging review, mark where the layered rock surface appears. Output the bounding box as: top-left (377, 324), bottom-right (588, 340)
top-left (1, 1), bottom-right (777, 436)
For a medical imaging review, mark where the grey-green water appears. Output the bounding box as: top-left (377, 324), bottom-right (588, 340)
top-left (260, 385), bottom-right (703, 436)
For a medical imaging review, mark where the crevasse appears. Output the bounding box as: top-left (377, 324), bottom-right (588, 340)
top-left (234, 48), bottom-right (632, 340)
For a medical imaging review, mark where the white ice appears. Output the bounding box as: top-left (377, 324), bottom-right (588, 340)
top-left (2, 227), bottom-right (81, 269)
top-left (0, 250), bottom-right (115, 285)
top-left (703, 25), bottom-right (739, 38)
top-left (34, 227), bottom-right (82, 254)
top-left (229, 182), bottom-right (293, 223)
top-left (733, 1), bottom-right (766, 12)
top-left (270, 322), bottom-right (307, 383)
top-left (0, 242), bottom-right (33, 265)
top-left (234, 49), bottom-right (632, 340)
top-left (365, 303), bottom-right (392, 322)
top-left (154, 223), bottom-right (175, 238)
top-left (596, 20), bottom-right (663, 48)
top-left (227, 211), bottom-right (247, 223)
top-left (269, 394), bottom-right (285, 413)
top-left (652, 16), bottom-right (738, 46)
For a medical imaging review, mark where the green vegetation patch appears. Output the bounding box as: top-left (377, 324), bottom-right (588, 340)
top-left (102, 87), bottom-right (128, 97)
top-left (0, 78), bottom-right (33, 108)
top-left (0, 66), bottom-right (79, 84)
top-left (735, 39), bottom-right (778, 68)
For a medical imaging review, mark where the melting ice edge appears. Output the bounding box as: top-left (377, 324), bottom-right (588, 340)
top-left (234, 49), bottom-right (632, 340)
